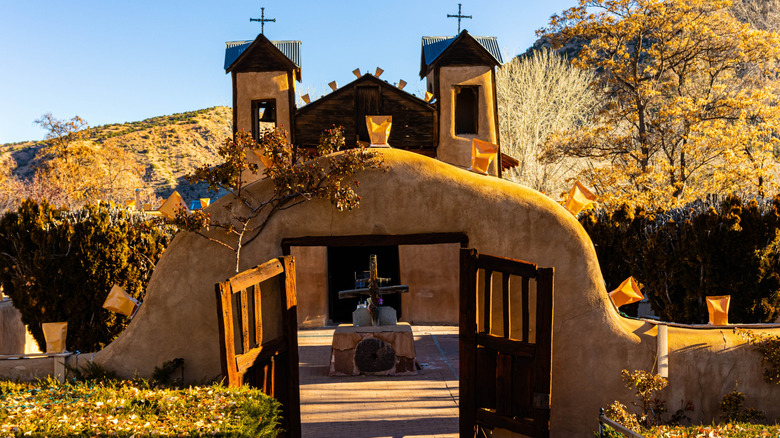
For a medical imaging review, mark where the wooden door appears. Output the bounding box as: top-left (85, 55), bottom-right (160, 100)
top-left (459, 248), bottom-right (554, 437)
top-left (355, 86), bottom-right (381, 142)
top-left (216, 256), bottom-right (301, 438)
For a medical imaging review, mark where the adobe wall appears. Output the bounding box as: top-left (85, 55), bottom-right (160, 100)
top-left (436, 65), bottom-right (499, 175)
top-left (0, 300), bottom-right (41, 355)
top-left (235, 70), bottom-right (294, 183)
top-left (72, 149), bottom-right (779, 437)
top-left (290, 243), bottom-right (460, 326)
top-left (291, 246), bottom-right (329, 328)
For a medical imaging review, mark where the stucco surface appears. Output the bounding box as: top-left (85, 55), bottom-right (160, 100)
top-left (290, 246), bottom-right (328, 328)
top-left (84, 149), bottom-right (779, 437)
top-left (0, 300), bottom-right (40, 355)
top-left (399, 244), bottom-right (460, 324)
top-left (235, 70), bottom-right (293, 182)
top-left (436, 65), bottom-right (498, 175)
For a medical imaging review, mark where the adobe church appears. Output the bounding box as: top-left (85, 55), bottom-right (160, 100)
top-left (224, 28), bottom-right (518, 327)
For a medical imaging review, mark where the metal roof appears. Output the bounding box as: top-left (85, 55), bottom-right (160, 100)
top-left (421, 34), bottom-right (503, 66)
top-left (224, 39), bottom-right (301, 71)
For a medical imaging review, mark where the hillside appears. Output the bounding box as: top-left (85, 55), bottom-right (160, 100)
top-left (0, 106), bottom-right (232, 203)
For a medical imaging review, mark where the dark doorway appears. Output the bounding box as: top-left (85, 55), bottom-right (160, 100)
top-left (327, 245), bottom-right (401, 324)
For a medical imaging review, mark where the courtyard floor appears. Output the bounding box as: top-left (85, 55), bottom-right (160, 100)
top-left (298, 325), bottom-right (460, 438)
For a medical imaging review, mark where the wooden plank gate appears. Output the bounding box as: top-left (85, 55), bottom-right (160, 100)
top-left (215, 256), bottom-right (301, 438)
top-left (459, 248), bottom-right (554, 438)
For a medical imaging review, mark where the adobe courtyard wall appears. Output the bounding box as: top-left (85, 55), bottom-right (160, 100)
top-left (81, 149), bottom-right (780, 437)
top-left (0, 300), bottom-right (40, 355)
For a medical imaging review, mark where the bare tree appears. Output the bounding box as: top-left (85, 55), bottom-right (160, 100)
top-left (496, 48), bottom-right (598, 197)
top-left (731, 0), bottom-right (780, 31)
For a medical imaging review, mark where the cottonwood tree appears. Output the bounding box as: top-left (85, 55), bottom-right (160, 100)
top-left (33, 114), bottom-right (144, 208)
top-left (179, 127), bottom-right (383, 273)
top-left (541, 0), bottom-right (780, 208)
top-left (496, 47), bottom-right (597, 196)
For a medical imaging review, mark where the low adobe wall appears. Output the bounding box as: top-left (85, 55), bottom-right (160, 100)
top-left (0, 300), bottom-right (40, 355)
top-left (68, 149), bottom-right (779, 437)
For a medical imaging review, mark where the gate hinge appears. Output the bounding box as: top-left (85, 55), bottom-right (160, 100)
top-left (533, 392), bottom-right (550, 409)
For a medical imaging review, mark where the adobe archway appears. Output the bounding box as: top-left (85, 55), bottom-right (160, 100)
top-left (84, 149), bottom-right (780, 437)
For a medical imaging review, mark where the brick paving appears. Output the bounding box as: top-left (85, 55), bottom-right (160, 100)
top-left (298, 326), bottom-right (460, 438)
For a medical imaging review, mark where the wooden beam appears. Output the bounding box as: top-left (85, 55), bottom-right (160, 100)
top-left (281, 256), bottom-right (302, 438)
top-left (235, 337), bottom-right (288, 373)
top-left (215, 281), bottom-right (239, 387)
top-left (281, 232), bottom-right (468, 252)
top-left (477, 253), bottom-right (538, 279)
top-left (227, 259), bottom-right (284, 292)
top-left (476, 333), bottom-right (535, 358)
top-left (475, 409), bottom-right (535, 437)
top-left (522, 276), bottom-right (530, 342)
top-left (459, 248), bottom-right (478, 437)
top-left (483, 269), bottom-right (493, 334)
top-left (502, 273), bottom-right (510, 338)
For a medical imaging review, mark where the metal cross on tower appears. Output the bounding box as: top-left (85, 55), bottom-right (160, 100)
top-left (447, 3), bottom-right (472, 34)
top-left (249, 6), bottom-right (276, 34)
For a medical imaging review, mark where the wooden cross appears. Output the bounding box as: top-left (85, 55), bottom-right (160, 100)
top-left (338, 254), bottom-right (409, 326)
top-left (249, 6), bottom-right (276, 34)
top-left (447, 3), bottom-right (472, 34)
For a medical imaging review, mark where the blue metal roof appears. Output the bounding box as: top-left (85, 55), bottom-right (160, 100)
top-left (421, 34), bottom-right (503, 66)
top-left (224, 39), bottom-right (301, 71)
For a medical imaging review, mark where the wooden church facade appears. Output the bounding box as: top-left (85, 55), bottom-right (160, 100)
top-left (225, 30), bottom-right (514, 178)
top-left (224, 30), bottom-right (515, 326)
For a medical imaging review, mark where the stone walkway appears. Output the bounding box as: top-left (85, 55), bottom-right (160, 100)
top-left (298, 326), bottom-right (460, 438)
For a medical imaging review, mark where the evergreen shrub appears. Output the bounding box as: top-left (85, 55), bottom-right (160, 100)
top-left (0, 199), bottom-right (177, 352)
top-left (581, 194), bottom-right (780, 323)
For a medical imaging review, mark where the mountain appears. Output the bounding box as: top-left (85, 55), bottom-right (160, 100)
top-left (0, 106), bottom-right (232, 203)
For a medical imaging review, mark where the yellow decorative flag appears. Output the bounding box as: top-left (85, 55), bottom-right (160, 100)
top-left (424, 91), bottom-right (434, 102)
top-left (609, 277), bottom-right (644, 308)
top-left (328, 80), bottom-right (338, 91)
top-left (103, 284), bottom-right (140, 317)
top-left (469, 138), bottom-right (498, 175)
top-left (565, 181), bottom-right (597, 216)
top-left (366, 115), bottom-right (392, 147)
top-left (125, 199), bottom-right (136, 210)
top-left (158, 190), bottom-right (189, 220)
top-left (301, 93), bottom-right (311, 104)
top-left (199, 198), bottom-right (211, 209)
top-left (252, 149), bottom-right (274, 169)
top-left (42, 322), bottom-right (68, 353)
top-left (706, 295), bottom-right (730, 325)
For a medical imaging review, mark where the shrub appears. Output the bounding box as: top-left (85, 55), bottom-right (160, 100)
top-left (739, 329), bottom-right (780, 384)
top-left (0, 199), bottom-right (176, 352)
top-left (581, 194), bottom-right (780, 323)
top-left (719, 390), bottom-right (766, 423)
top-left (0, 379), bottom-right (281, 437)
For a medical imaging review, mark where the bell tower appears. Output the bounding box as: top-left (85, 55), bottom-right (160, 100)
top-left (225, 34), bottom-right (301, 181)
top-left (420, 30), bottom-right (503, 176)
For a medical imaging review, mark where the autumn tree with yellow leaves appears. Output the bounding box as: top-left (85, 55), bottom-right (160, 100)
top-left (32, 113), bottom-right (144, 208)
top-left (541, 0), bottom-right (780, 208)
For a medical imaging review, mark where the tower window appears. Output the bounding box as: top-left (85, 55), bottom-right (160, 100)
top-left (454, 86), bottom-right (478, 135)
top-left (252, 99), bottom-right (276, 140)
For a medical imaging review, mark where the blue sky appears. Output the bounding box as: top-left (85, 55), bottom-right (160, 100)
top-left (0, 1), bottom-right (578, 144)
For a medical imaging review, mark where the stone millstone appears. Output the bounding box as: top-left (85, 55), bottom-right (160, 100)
top-left (354, 337), bottom-right (396, 373)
